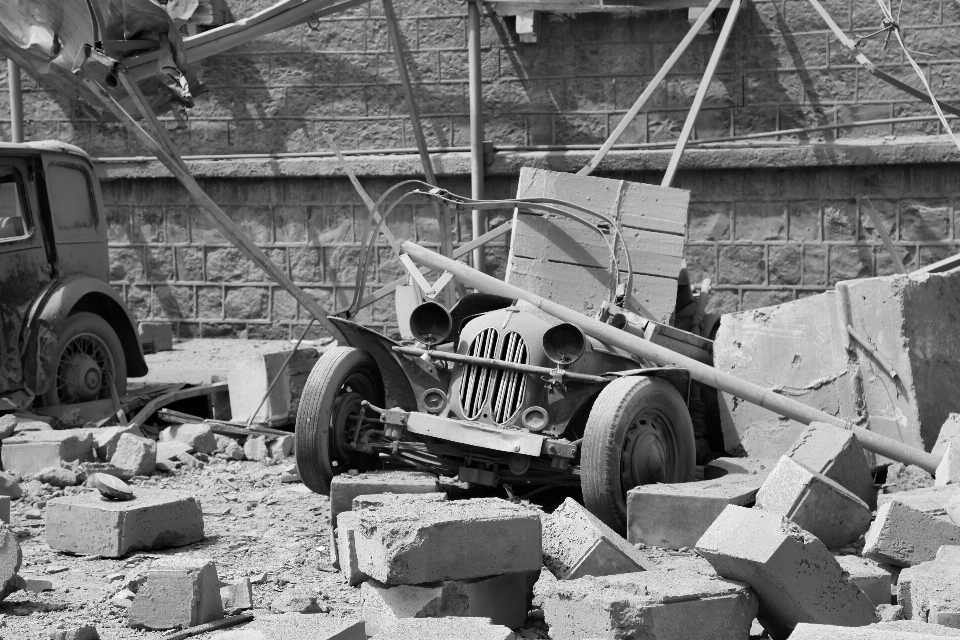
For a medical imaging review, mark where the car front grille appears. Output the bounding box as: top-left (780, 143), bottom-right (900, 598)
top-left (459, 329), bottom-right (528, 423)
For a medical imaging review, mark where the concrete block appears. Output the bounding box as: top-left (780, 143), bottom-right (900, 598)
top-left (157, 441), bottom-right (192, 461)
top-left (352, 492), bottom-right (448, 512)
top-left (139, 321), bottom-right (173, 352)
top-left (887, 462), bottom-right (935, 493)
top-left (46, 488), bottom-right (204, 557)
top-left (715, 271), bottom-right (960, 458)
top-left (11, 412), bottom-right (54, 434)
top-left (791, 622), bottom-right (960, 639)
top-left (0, 472), bottom-right (21, 498)
top-left (111, 433), bottom-right (156, 477)
top-left (865, 502), bottom-right (960, 567)
top-left (129, 557), bottom-right (223, 630)
top-left (329, 470), bottom-right (440, 530)
top-left (627, 475), bottom-right (761, 550)
top-left (938, 545), bottom-right (960, 561)
top-left (0, 415), bottom-right (15, 440)
top-left (539, 567), bottom-right (757, 640)
top-left (355, 498), bottom-right (541, 585)
top-left (214, 613), bottom-right (364, 640)
top-left (934, 414), bottom-right (960, 458)
top-left (220, 577), bottom-right (253, 614)
top-left (93, 425), bottom-right (145, 461)
top-left (369, 617), bottom-right (514, 640)
top-left (880, 485), bottom-right (958, 516)
top-left (336, 511), bottom-right (364, 586)
top-left (0, 524), bottom-right (23, 601)
top-left (898, 558), bottom-right (960, 628)
top-left (703, 457), bottom-right (775, 481)
top-left (695, 505), bottom-right (878, 640)
top-left (544, 497), bottom-right (654, 578)
top-left (361, 572), bottom-right (535, 635)
top-left (268, 435), bottom-right (293, 460)
top-left (160, 424), bottom-right (217, 455)
top-left (756, 456), bottom-right (871, 549)
top-left (877, 620), bottom-right (960, 636)
top-left (227, 347), bottom-right (321, 426)
top-left (1, 430), bottom-right (94, 477)
top-left (786, 422), bottom-right (877, 508)
top-left (836, 555), bottom-right (893, 607)
top-left (938, 444), bottom-right (960, 487)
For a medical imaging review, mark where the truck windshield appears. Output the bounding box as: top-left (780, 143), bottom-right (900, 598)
top-left (0, 168), bottom-right (26, 241)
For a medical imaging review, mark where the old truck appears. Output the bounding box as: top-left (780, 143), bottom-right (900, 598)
top-left (296, 168), bottom-right (720, 533)
top-left (0, 141), bottom-right (146, 411)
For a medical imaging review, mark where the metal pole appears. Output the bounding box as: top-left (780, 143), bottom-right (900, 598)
top-left (661, 0), bottom-right (744, 188)
top-left (401, 240), bottom-right (942, 473)
top-left (8, 60), bottom-right (23, 143)
top-left (468, 0), bottom-right (486, 273)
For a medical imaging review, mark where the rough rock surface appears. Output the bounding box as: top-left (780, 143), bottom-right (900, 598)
top-left (897, 556), bottom-right (960, 627)
top-left (864, 501), bottom-right (960, 567)
top-left (835, 555), bottom-right (893, 607)
top-left (110, 433), bottom-right (157, 477)
top-left (0, 524), bottom-right (24, 601)
top-left (880, 485), bottom-right (958, 516)
top-left (369, 617), bottom-right (514, 640)
top-left (786, 422), bottom-right (876, 508)
top-left (128, 557), bottom-right (223, 630)
top-left (160, 424), bottom-right (218, 455)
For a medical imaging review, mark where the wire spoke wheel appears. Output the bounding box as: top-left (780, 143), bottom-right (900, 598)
top-left (40, 312), bottom-right (127, 408)
top-left (296, 347), bottom-right (384, 495)
top-left (581, 376), bottom-right (695, 534)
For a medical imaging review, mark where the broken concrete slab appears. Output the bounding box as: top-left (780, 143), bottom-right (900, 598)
top-left (46, 488), bottom-right (204, 557)
top-left (361, 572), bottom-right (535, 635)
top-left (213, 614), bottom-right (364, 640)
top-left (352, 492), bottom-right (449, 512)
top-left (876, 620), bottom-right (960, 636)
top-left (864, 501), bottom-right (960, 567)
top-left (369, 617), bottom-right (514, 640)
top-left (268, 435), bottom-right (293, 460)
top-left (110, 433), bottom-right (156, 477)
top-left (791, 622), bottom-right (960, 639)
top-left (49, 625), bottom-right (100, 640)
top-left (0, 415), bottom-right (15, 440)
top-left (544, 497), bottom-right (654, 578)
top-left (836, 555), bottom-right (893, 607)
top-left (786, 422), bottom-right (877, 508)
top-left (330, 470), bottom-right (440, 530)
top-left (93, 425), bottom-right (146, 461)
top-left (695, 505), bottom-right (878, 640)
top-left (539, 567), bottom-right (757, 640)
top-left (938, 444), bottom-right (960, 487)
top-left (160, 424), bottom-right (217, 455)
top-left (129, 557), bottom-right (223, 630)
top-left (355, 498), bottom-right (541, 585)
top-left (880, 485), bottom-right (958, 516)
top-left (627, 475), bottom-right (762, 550)
top-left (897, 557), bottom-right (960, 628)
top-left (715, 271), bottom-right (960, 458)
top-left (1, 430), bottom-right (94, 477)
top-left (703, 457), bottom-right (776, 481)
top-left (756, 456), bottom-right (872, 549)
top-left (0, 524), bottom-right (24, 601)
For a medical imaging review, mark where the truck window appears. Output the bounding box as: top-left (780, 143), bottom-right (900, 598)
top-left (0, 168), bottom-right (27, 241)
top-left (47, 163), bottom-right (96, 230)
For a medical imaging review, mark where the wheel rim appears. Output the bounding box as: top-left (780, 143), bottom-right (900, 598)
top-left (56, 333), bottom-right (114, 404)
top-left (619, 405), bottom-right (681, 509)
top-left (326, 372), bottom-right (376, 470)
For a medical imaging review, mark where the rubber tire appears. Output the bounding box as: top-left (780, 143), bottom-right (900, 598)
top-left (40, 312), bottom-right (127, 407)
top-left (295, 347), bottom-right (384, 496)
top-left (580, 376), bottom-right (696, 534)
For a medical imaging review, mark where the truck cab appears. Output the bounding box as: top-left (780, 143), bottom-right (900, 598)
top-left (0, 141), bottom-right (146, 411)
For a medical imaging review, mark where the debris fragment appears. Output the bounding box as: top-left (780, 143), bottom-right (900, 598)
top-left (785, 422), bottom-right (877, 508)
top-left (128, 558), bottom-right (224, 630)
top-left (35, 466), bottom-right (81, 488)
top-left (863, 501), bottom-right (960, 567)
top-left (48, 625), bottom-right (100, 640)
top-left (220, 577), bottom-right (253, 615)
top-left (369, 617), bottom-right (514, 640)
top-left (896, 550), bottom-right (960, 628)
top-left (110, 433), bottom-right (157, 477)
top-left (242, 435), bottom-right (270, 462)
top-left (269, 587), bottom-right (327, 614)
top-left (834, 555), bottom-right (893, 608)
top-left (160, 424), bottom-right (218, 455)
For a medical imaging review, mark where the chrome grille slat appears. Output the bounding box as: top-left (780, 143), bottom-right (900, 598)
top-left (459, 329), bottom-right (528, 424)
top-left (460, 328), bottom-right (498, 420)
top-left (492, 332), bottom-right (528, 424)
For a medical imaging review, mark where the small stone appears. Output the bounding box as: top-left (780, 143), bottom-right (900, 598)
top-left (90, 474), bottom-right (134, 501)
top-left (0, 473), bottom-right (22, 499)
top-left (220, 577), bottom-right (253, 615)
top-left (268, 436), bottom-right (293, 460)
top-left (223, 441), bottom-right (244, 461)
top-left (177, 452), bottom-right (204, 469)
top-left (155, 459), bottom-right (176, 473)
top-left (243, 436), bottom-right (270, 462)
top-left (110, 589), bottom-right (136, 608)
top-left (159, 424), bottom-right (217, 455)
top-left (48, 624), bottom-right (99, 640)
top-left (110, 434), bottom-right (156, 477)
top-left (57, 409), bottom-right (85, 429)
top-left (24, 578), bottom-right (53, 592)
top-left (270, 587), bottom-right (326, 614)
top-left (0, 416), bottom-right (16, 440)
top-left (249, 572), bottom-right (268, 584)
top-left (35, 467), bottom-right (80, 488)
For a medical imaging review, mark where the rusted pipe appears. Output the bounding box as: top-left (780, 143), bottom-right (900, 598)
top-left (401, 241), bottom-right (942, 473)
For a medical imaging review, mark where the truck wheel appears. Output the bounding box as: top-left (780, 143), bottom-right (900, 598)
top-left (581, 376), bottom-right (696, 533)
top-left (40, 312), bottom-right (127, 407)
top-left (296, 347), bottom-right (384, 495)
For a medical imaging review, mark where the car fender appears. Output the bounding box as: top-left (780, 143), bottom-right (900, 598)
top-left (21, 275), bottom-right (147, 395)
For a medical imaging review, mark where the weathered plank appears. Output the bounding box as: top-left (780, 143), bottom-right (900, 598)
top-left (619, 181), bottom-right (689, 236)
top-left (507, 257), bottom-right (677, 323)
top-left (512, 213), bottom-right (684, 278)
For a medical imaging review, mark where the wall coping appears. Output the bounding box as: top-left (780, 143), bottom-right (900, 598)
top-left (93, 137), bottom-right (960, 181)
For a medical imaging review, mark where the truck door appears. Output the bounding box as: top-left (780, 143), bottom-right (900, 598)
top-left (40, 155), bottom-right (110, 281)
top-left (0, 157), bottom-right (50, 395)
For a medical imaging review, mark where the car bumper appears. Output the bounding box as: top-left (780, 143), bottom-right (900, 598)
top-left (405, 412), bottom-right (576, 458)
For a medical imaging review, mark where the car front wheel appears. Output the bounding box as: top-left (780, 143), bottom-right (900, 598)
top-left (40, 312), bottom-right (127, 407)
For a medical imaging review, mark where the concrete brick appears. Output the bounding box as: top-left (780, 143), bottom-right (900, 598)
top-left (0, 524), bottom-right (24, 601)
top-left (864, 502), bottom-right (960, 568)
top-left (0, 473), bottom-right (20, 499)
top-left (355, 498), bottom-right (541, 585)
top-left (214, 614), bottom-right (365, 640)
top-left (46, 488), bottom-right (204, 557)
top-left (703, 457), bottom-right (776, 481)
top-left (786, 422), bottom-right (877, 508)
top-left (220, 577), bottom-right (253, 614)
top-left (627, 476), bottom-right (762, 550)
top-left (360, 571), bottom-right (535, 635)
top-left (93, 425), bottom-right (146, 461)
top-left (934, 415), bottom-right (960, 458)
top-left (876, 620), bottom-right (960, 636)
top-left (139, 322), bottom-right (174, 352)
top-left (111, 433), bottom-right (157, 477)
top-left (791, 622), bottom-right (960, 639)
top-left (1, 430), bottom-right (94, 477)
top-left (129, 558), bottom-right (223, 630)
top-left (880, 485), bottom-right (958, 516)
top-left (539, 568), bottom-right (758, 640)
top-left (370, 617), bottom-right (514, 640)
top-left (715, 271), bottom-right (960, 458)
top-left (695, 505), bottom-right (878, 640)
top-left (227, 347), bottom-right (321, 426)
top-left (937, 444), bottom-right (960, 487)
top-left (544, 497), bottom-right (654, 578)
top-left (898, 558), bottom-right (960, 628)
top-left (157, 440), bottom-right (192, 461)
top-left (836, 555), bottom-right (893, 607)
top-left (329, 470), bottom-right (440, 530)
top-left (756, 456), bottom-right (872, 549)
top-left (160, 424), bottom-right (218, 455)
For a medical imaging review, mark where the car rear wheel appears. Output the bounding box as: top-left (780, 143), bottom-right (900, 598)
top-left (40, 312), bottom-right (127, 407)
top-left (296, 347), bottom-right (384, 495)
top-left (580, 376), bottom-right (696, 533)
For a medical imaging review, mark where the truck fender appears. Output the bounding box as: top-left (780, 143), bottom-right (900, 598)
top-left (21, 275), bottom-right (147, 395)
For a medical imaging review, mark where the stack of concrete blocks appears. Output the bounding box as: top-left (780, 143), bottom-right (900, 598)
top-left (714, 271), bottom-right (960, 460)
top-left (355, 497), bottom-right (542, 635)
top-left (227, 346), bottom-right (321, 426)
top-left (129, 558), bottom-right (223, 630)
